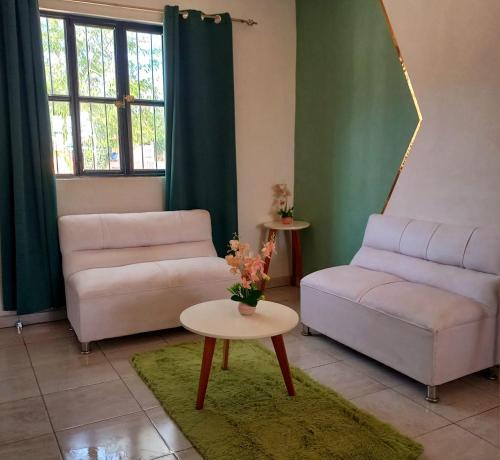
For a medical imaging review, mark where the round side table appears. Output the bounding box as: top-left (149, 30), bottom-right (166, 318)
top-left (261, 220), bottom-right (310, 290)
top-left (180, 299), bottom-right (299, 409)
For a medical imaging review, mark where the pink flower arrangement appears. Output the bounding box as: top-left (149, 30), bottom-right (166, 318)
top-left (226, 236), bottom-right (276, 306)
top-left (273, 183), bottom-right (294, 219)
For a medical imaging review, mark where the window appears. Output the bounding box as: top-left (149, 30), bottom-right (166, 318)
top-left (40, 13), bottom-right (165, 176)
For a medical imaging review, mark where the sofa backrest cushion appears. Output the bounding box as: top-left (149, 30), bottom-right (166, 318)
top-left (463, 228), bottom-right (500, 276)
top-left (352, 214), bottom-right (500, 312)
top-left (351, 247), bottom-right (500, 314)
top-left (59, 210), bottom-right (217, 278)
top-left (361, 214), bottom-right (500, 275)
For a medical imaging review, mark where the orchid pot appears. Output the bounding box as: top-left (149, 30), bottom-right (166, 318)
top-left (228, 282), bottom-right (263, 316)
top-left (238, 302), bottom-right (257, 316)
top-left (281, 216), bottom-right (294, 225)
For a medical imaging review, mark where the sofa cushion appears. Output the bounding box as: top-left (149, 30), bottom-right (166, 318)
top-left (399, 220), bottom-right (439, 259)
top-left (352, 247), bottom-right (500, 314)
top-left (59, 210), bottom-right (214, 252)
top-left (362, 215), bottom-right (410, 253)
top-left (362, 214), bottom-right (500, 274)
top-left (426, 224), bottom-right (475, 267)
top-left (69, 257), bottom-right (236, 301)
top-left (62, 241), bottom-right (217, 279)
top-left (463, 227), bottom-right (500, 275)
top-left (58, 210), bottom-right (218, 278)
top-left (359, 281), bottom-right (493, 331)
top-left (300, 266), bottom-right (402, 302)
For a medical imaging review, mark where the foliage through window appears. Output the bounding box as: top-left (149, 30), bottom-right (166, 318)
top-left (40, 13), bottom-right (165, 175)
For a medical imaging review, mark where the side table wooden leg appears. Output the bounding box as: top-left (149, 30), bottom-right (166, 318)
top-left (260, 228), bottom-right (278, 292)
top-left (271, 334), bottom-right (296, 396)
top-left (291, 230), bottom-right (303, 286)
top-left (196, 337), bottom-right (216, 410)
top-left (222, 339), bottom-right (230, 370)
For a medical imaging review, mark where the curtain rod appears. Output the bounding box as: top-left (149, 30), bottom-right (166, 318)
top-left (52, 0), bottom-right (258, 25)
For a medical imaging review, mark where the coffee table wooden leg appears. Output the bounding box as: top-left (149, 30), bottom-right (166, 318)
top-left (271, 334), bottom-right (296, 396)
top-left (222, 339), bottom-right (230, 370)
top-left (196, 337), bottom-right (216, 410)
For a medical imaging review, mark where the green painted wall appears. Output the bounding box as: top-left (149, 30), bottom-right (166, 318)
top-left (295, 0), bottom-right (418, 273)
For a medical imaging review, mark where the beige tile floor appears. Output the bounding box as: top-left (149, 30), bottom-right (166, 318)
top-left (0, 286), bottom-right (498, 459)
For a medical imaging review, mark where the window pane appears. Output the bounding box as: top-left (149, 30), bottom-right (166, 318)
top-left (127, 31), bottom-right (163, 101)
top-left (49, 101), bottom-right (74, 174)
top-left (80, 102), bottom-right (120, 170)
top-left (131, 105), bottom-right (165, 170)
top-left (40, 17), bottom-right (68, 96)
top-left (152, 34), bottom-right (164, 100)
top-left (76, 25), bottom-right (116, 98)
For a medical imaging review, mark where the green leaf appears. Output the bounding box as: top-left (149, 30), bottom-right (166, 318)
top-left (227, 283), bottom-right (263, 307)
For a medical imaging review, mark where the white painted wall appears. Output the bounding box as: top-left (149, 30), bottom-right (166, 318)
top-left (55, 177), bottom-right (165, 216)
top-left (384, 0), bottom-right (500, 227)
top-left (0, 0), bottom-right (296, 312)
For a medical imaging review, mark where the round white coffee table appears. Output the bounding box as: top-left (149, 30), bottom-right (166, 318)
top-left (180, 299), bottom-right (299, 409)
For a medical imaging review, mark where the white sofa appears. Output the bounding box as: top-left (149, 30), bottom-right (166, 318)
top-left (301, 214), bottom-right (500, 402)
top-left (58, 210), bottom-right (236, 352)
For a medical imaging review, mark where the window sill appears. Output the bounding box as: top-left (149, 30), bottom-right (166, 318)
top-left (56, 175), bottom-right (165, 181)
top-left (56, 172), bottom-right (165, 179)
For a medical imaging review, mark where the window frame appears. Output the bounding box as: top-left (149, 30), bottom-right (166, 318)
top-left (41, 11), bottom-right (165, 177)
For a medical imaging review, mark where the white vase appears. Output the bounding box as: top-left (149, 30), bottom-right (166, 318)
top-left (238, 303), bottom-right (256, 316)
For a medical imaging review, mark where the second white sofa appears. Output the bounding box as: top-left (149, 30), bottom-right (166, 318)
top-left (58, 210), bottom-right (236, 352)
top-left (301, 214), bottom-right (500, 402)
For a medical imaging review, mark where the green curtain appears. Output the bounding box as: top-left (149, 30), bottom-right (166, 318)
top-left (0, 0), bottom-right (64, 314)
top-left (163, 6), bottom-right (238, 256)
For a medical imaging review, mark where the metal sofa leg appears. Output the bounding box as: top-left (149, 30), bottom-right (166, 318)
top-left (301, 324), bottom-right (311, 336)
top-left (425, 385), bottom-right (439, 403)
top-left (486, 366), bottom-right (498, 381)
top-left (80, 342), bottom-right (91, 354)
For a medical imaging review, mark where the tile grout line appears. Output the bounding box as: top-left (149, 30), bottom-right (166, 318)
top-left (29, 348), bottom-right (123, 396)
top-left (390, 382), bottom-right (499, 425)
top-left (36, 338), bottom-right (165, 450)
top-left (22, 329), bottom-right (144, 448)
top-left (0, 432), bottom-right (61, 451)
top-left (374, 385), bottom-right (462, 425)
top-left (308, 330), bottom-right (500, 423)
top-left (21, 328), bottom-right (66, 459)
top-left (453, 405), bottom-right (500, 449)
top-left (415, 418), bottom-right (500, 452)
top-left (338, 356), bottom-right (412, 388)
top-left (299, 358), bottom-right (342, 371)
top-left (456, 421), bottom-right (500, 450)
top-left (30, 365), bottom-right (121, 397)
top-left (302, 358), bottom-right (346, 372)
top-left (150, 334), bottom-right (204, 457)
top-left (413, 421), bottom-right (454, 440)
top-left (104, 333), bottom-right (203, 457)
top-left (453, 402), bottom-right (500, 423)
top-left (54, 408), bottom-right (144, 434)
top-left (97, 337), bottom-right (177, 455)
top-left (295, 333), bottom-right (494, 436)
top-left (346, 386), bottom-right (392, 402)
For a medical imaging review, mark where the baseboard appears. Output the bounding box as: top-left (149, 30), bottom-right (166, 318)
top-left (266, 276), bottom-right (292, 288)
top-left (0, 308), bottom-right (67, 329)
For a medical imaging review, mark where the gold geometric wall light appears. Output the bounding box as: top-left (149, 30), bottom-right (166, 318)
top-left (379, 0), bottom-right (423, 212)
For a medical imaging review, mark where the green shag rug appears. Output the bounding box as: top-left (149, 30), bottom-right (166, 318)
top-left (132, 341), bottom-right (422, 460)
